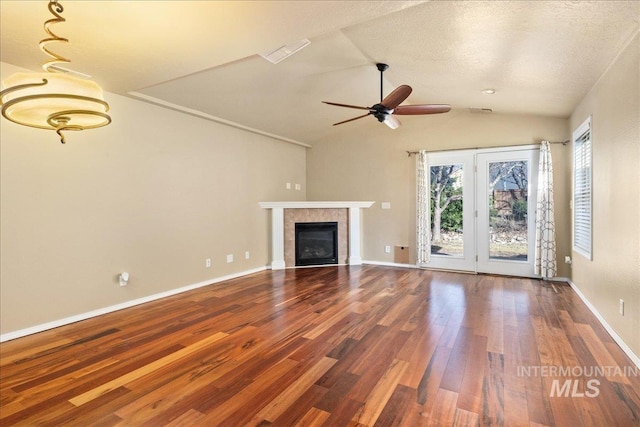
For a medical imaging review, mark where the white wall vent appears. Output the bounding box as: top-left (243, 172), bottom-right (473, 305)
top-left (260, 39), bottom-right (310, 64)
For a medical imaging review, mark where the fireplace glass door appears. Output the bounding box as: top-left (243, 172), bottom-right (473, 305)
top-left (295, 222), bottom-right (338, 266)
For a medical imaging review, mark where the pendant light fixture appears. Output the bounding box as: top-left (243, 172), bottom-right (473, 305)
top-left (0, 0), bottom-right (111, 144)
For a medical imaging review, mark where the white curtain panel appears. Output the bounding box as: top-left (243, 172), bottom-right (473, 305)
top-left (535, 141), bottom-right (558, 279)
top-left (416, 150), bottom-right (431, 266)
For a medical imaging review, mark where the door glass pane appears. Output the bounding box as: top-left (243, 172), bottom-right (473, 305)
top-left (488, 161), bottom-right (528, 260)
top-left (430, 164), bottom-right (464, 257)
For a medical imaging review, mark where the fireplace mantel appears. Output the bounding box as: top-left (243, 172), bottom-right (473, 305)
top-left (259, 201), bottom-right (374, 269)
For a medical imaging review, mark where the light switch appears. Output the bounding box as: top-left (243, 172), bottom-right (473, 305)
top-left (381, 202), bottom-right (391, 209)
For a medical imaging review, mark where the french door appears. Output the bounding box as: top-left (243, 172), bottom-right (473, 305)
top-left (426, 151), bottom-right (476, 272)
top-left (425, 147), bottom-right (540, 277)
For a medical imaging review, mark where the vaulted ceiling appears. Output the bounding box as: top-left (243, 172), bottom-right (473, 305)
top-left (1, 1), bottom-right (639, 145)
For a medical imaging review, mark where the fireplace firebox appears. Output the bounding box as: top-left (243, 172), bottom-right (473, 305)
top-left (295, 222), bottom-right (338, 266)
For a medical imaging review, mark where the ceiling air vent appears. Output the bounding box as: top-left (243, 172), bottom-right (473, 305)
top-left (260, 39), bottom-right (310, 64)
top-left (469, 107), bottom-right (493, 113)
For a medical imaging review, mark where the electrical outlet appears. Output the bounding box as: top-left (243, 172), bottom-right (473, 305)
top-left (381, 202), bottom-right (391, 209)
top-left (619, 299), bottom-right (624, 316)
top-left (295, 183), bottom-right (301, 191)
top-left (245, 251), bottom-right (250, 260)
top-left (205, 258), bottom-right (212, 268)
top-left (226, 254), bottom-right (234, 263)
top-left (286, 182), bottom-right (291, 190)
top-left (564, 256), bottom-right (572, 264)
top-left (385, 245), bottom-right (391, 253)
top-left (119, 272), bottom-right (129, 287)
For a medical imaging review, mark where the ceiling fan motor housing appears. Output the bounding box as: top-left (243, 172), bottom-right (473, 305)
top-left (372, 103), bottom-right (391, 122)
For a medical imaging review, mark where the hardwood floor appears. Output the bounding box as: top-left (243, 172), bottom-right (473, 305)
top-left (1, 265), bottom-right (639, 426)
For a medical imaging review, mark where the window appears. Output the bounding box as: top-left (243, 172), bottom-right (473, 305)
top-left (573, 117), bottom-right (592, 260)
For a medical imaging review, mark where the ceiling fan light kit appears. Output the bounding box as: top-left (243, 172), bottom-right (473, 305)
top-left (0, 0), bottom-right (111, 144)
top-left (323, 62), bottom-right (451, 129)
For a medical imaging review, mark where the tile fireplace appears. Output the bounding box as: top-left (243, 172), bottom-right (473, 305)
top-left (259, 201), bottom-right (374, 269)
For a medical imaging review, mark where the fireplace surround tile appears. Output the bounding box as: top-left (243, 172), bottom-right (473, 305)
top-left (284, 208), bottom-right (348, 266)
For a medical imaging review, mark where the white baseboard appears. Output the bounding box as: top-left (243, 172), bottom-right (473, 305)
top-left (362, 260), bottom-right (418, 269)
top-left (362, 261), bottom-right (476, 275)
top-left (556, 278), bottom-right (640, 369)
top-left (367, 264), bottom-right (640, 368)
top-left (0, 266), bottom-right (267, 343)
top-left (4, 265), bottom-right (638, 371)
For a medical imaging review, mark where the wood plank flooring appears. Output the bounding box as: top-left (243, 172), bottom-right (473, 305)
top-left (1, 265), bottom-right (639, 426)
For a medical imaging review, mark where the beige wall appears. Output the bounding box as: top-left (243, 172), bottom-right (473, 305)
top-left (569, 33), bottom-right (640, 358)
top-left (0, 62), bottom-right (307, 335)
top-left (306, 110), bottom-right (571, 276)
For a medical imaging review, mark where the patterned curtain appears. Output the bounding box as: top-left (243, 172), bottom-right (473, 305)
top-left (416, 150), bottom-right (431, 266)
top-left (535, 141), bottom-right (557, 279)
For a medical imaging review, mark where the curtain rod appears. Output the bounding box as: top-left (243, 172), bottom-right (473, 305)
top-left (405, 140), bottom-right (569, 157)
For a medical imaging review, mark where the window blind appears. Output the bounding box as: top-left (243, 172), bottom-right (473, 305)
top-left (573, 119), bottom-right (592, 259)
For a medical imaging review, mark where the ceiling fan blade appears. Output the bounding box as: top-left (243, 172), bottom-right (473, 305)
top-left (393, 104), bottom-right (452, 115)
top-left (322, 101), bottom-right (373, 111)
top-left (381, 85), bottom-right (412, 110)
top-left (333, 113), bottom-right (371, 126)
top-left (383, 114), bottom-right (401, 129)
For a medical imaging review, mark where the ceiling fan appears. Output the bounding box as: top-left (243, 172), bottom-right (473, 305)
top-left (323, 63), bottom-right (451, 129)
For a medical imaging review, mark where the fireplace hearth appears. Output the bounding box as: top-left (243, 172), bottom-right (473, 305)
top-left (295, 222), bottom-right (338, 266)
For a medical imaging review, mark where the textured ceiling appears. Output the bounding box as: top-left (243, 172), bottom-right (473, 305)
top-left (1, 1), bottom-right (639, 145)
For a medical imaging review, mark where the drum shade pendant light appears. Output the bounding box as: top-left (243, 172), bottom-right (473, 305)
top-left (0, 0), bottom-right (111, 144)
